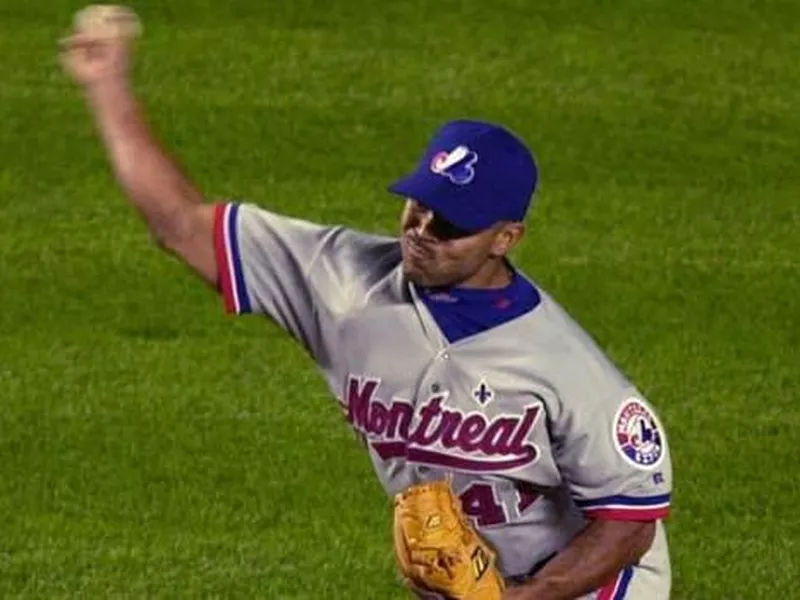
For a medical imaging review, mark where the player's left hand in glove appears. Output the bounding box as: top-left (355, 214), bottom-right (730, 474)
top-left (394, 478), bottom-right (506, 599)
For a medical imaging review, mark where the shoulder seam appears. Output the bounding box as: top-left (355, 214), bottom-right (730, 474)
top-left (303, 225), bottom-right (346, 280)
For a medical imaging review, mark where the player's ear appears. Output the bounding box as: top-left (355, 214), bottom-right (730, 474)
top-left (490, 222), bottom-right (524, 257)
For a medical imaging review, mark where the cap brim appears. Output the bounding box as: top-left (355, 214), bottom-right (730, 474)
top-left (388, 173), bottom-right (493, 233)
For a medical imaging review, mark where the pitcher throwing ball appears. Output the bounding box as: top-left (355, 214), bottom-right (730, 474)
top-left (61, 6), bottom-right (673, 599)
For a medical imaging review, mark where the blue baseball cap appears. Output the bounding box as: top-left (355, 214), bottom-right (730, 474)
top-left (388, 120), bottom-right (538, 233)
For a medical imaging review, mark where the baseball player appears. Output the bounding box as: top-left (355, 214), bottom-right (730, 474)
top-left (61, 7), bottom-right (672, 599)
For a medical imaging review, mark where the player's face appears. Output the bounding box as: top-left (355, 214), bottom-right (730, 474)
top-left (399, 199), bottom-right (521, 288)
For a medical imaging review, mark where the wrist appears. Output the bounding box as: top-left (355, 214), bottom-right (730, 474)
top-left (83, 76), bottom-right (134, 105)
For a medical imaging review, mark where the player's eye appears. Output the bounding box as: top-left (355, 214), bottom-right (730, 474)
top-left (429, 213), bottom-right (473, 241)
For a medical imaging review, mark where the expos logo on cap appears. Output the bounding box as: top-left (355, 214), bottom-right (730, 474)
top-left (430, 145), bottom-right (479, 185)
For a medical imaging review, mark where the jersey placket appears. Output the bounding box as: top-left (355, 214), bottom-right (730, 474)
top-left (397, 282), bottom-right (458, 483)
top-left (406, 281), bottom-right (455, 401)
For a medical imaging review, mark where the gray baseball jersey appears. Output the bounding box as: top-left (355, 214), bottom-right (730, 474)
top-left (214, 202), bottom-right (673, 599)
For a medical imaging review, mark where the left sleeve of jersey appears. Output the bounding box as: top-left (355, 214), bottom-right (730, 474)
top-left (553, 393), bottom-right (673, 522)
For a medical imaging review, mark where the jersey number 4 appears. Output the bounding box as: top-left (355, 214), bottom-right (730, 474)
top-left (460, 482), bottom-right (541, 527)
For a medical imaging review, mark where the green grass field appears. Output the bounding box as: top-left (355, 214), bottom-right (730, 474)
top-left (1, 0), bottom-right (798, 597)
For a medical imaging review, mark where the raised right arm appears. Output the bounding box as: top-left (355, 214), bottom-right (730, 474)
top-left (62, 17), bottom-right (217, 285)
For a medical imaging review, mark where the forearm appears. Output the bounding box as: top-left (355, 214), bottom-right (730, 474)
top-left (515, 520), bottom-right (655, 600)
top-left (84, 79), bottom-right (205, 244)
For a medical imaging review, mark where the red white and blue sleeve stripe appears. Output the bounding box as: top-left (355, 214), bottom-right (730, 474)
top-left (214, 203), bottom-right (253, 314)
top-left (575, 494), bottom-right (671, 521)
top-left (597, 565), bottom-right (634, 600)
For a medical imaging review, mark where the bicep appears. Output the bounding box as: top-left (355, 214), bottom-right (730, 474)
top-left (585, 518), bottom-right (656, 563)
top-left (209, 203), bottom-right (337, 346)
top-left (159, 202), bottom-right (218, 287)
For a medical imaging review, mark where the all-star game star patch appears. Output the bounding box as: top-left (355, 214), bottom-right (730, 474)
top-left (613, 398), bottom-right (665, 469)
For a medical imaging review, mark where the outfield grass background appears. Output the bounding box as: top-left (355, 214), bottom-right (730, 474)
top-left (1, 0), bottom-right (798, 597)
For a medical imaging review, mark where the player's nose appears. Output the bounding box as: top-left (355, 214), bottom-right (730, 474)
top-left (415, 209), bottom-right (435, 237)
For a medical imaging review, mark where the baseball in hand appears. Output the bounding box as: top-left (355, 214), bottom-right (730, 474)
top-left (61, 4), bottom-right (142, 85)
top-left (73, 4), bottom-right (142, 40)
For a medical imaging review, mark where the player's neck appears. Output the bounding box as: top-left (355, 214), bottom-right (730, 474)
top-left (456, 258), bottom-right (514, 290)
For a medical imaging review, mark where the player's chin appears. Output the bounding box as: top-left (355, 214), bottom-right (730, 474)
top-left (402, 258), bottom-right (453, 287)
top-left (402, 257), bottom-right (436, 286)
top-left (401, 260), bottom-right (428, 285)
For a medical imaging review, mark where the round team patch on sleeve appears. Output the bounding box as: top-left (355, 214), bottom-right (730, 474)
top-left (613, 398), bottom-right (666, 469)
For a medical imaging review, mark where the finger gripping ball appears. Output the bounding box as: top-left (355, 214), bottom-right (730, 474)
top-left (73, 5), bottom-right (142, 40)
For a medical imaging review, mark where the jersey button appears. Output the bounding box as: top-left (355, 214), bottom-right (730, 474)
top-left (442, 352), bottom-right (450, 360)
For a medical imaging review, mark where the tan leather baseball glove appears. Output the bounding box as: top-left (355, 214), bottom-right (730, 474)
top-left (394, 479), bottom-right (505, 599)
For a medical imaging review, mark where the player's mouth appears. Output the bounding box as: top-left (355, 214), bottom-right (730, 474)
top-left (402, 235), bottom-right (436, 261)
